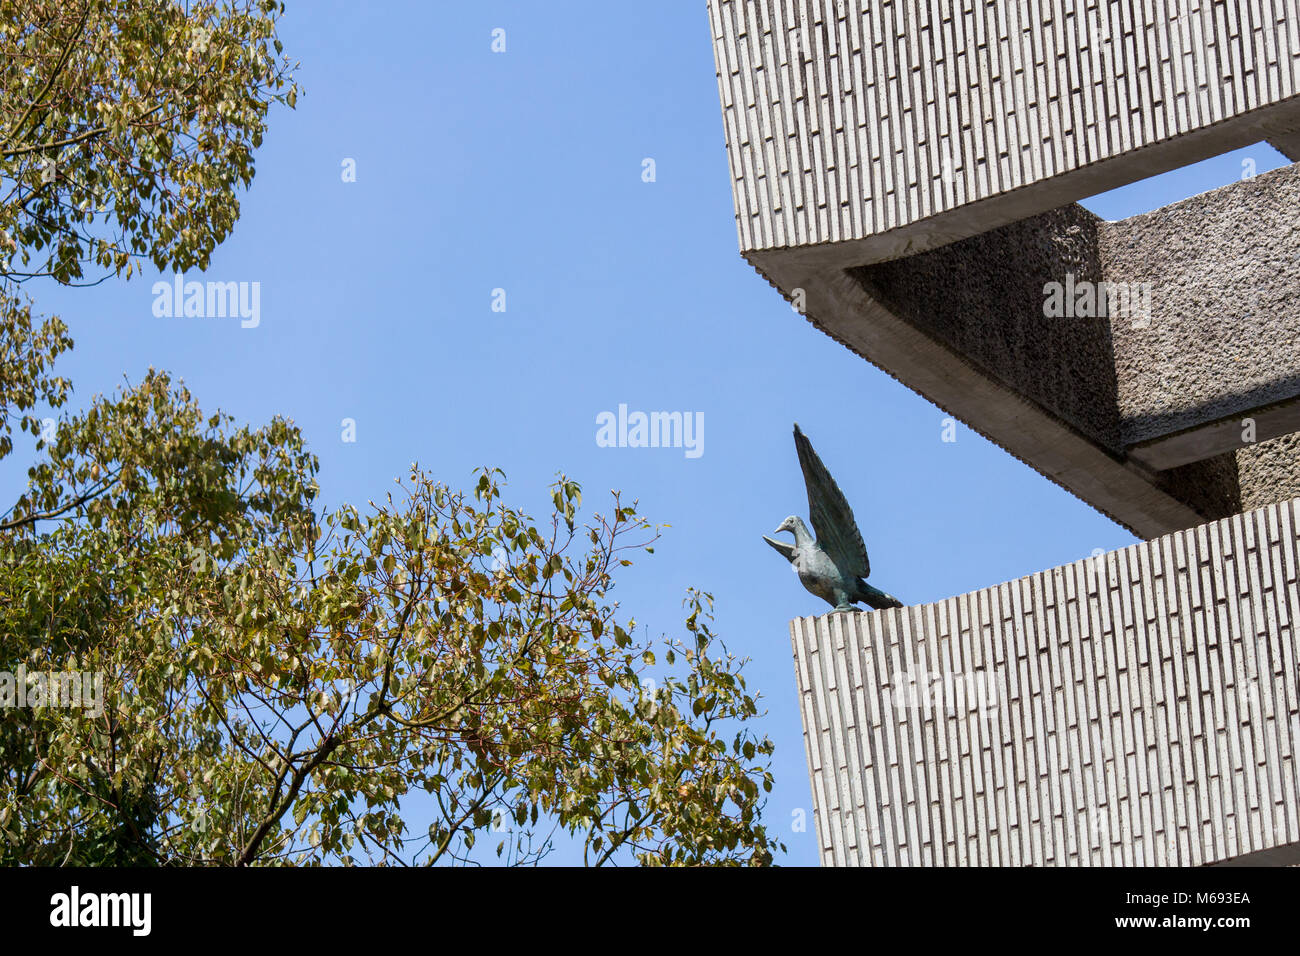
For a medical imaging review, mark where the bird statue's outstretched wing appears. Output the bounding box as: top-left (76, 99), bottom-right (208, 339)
top-left (793, 424), bottom-right (871, 578)
top-left (762, 535), bottom-right (796, 561)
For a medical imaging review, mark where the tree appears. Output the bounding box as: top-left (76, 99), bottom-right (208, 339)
top-left (1, 0), bottom-right (296, 284)
top-left (0, 2), bottom-right (782, 865)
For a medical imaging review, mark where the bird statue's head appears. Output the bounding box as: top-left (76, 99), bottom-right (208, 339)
top-left (774, 515), bottom-right (806, 537)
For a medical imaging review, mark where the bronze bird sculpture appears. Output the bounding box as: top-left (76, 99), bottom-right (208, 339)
top-left (764, 424), bottom-right (903, 611)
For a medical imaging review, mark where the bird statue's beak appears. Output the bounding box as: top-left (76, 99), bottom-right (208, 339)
top-left (773, 525), bottom-right (785, 535)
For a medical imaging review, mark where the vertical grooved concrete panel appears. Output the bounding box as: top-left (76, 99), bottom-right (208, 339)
top-left (791, 497), bottom-right (1300, 866)
top-left (709, 0), bottom-right (1300, 260)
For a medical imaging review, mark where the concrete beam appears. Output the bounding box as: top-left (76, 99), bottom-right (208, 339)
top-left (1261, 111), bottom-right (1300, 162)
top-left (1128, 397), bottom-right (1300, 471)
top-left (750, 248), bottom-right (1207, 539)
top-left (1272, 135), bottom-right (1300, 162)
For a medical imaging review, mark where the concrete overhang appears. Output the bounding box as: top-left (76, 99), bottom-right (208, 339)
top-left (710, 0), bottom-right (1300, 537)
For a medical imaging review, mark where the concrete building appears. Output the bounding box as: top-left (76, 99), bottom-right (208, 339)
top-left (706, 0), bottom-right (1300, 864)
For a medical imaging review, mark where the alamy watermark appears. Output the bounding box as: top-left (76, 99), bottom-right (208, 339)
top-left (596, 404), bottom-right (704, 459)
top-left (883, 669), bottom-right (999, 722)
top-left (0, 666), bottom-right (103, 717)
top-left (50, 886), bottom-right (150, 936)
top-left (1043, 272), bottom-right (1153, 328)
top-left (152, 274), bottom-right (261, 328)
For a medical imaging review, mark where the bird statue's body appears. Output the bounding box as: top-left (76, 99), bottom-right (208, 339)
top-left (764, 424), bottom-right (903, 612)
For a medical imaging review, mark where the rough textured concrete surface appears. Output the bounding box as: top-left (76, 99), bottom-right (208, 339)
top-left (1240, 434), bottom-right (1300, 510)
top-left (853, 203), bottom-right (1122, 451)
top-left (791, 498), bottom-right (1300, 866)
top-left (1104, 162), bottom-right (1300, 450)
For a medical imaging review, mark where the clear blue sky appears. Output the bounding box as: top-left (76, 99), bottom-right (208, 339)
top-left (4, 1), bottom-right (1290, 865)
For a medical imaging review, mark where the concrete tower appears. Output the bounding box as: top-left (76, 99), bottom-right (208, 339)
top-left (708, 0), bottom-right (1300, 865)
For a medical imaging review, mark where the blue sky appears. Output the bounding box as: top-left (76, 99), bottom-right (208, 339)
top-left (4, 1), bottom-right (1291, 865)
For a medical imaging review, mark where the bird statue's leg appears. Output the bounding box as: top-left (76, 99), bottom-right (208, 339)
top-left (831, 588), bottom-right (855, 612)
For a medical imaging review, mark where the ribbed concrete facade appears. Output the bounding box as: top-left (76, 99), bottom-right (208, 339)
top-left (709, 0), bottom-right (1300, 258)
top-left (791, 497), bottom-right (1300, 866)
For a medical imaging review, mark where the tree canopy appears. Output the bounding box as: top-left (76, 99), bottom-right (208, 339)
top-left (0, 1), bottom-right (782, 865)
